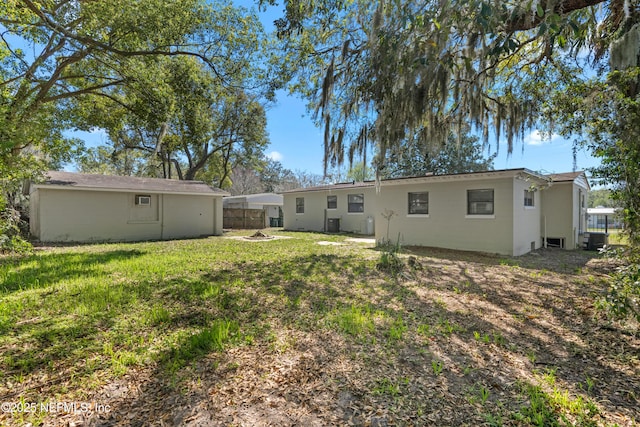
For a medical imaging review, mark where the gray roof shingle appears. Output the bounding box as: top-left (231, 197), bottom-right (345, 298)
top-left (38, 171), bottom-right (227, 196)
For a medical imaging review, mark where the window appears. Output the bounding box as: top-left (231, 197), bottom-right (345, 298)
top-left (408, 192), bottom-right (429, 215)
top-left (296, 197), bottom-right (304, 214)
top-left (348, 194), bottom-right (364, 213)
top-left (327, 195), bottom-right (337, 209)
top-left (524, 190), bottom-right (535, 207)
top-left (467, 189), bottom-right (494, 215)
top-left (135, 195), bottom-right (151, 206)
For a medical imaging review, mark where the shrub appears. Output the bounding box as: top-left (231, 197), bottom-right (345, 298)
top-left (598, 250), bottom-right (640, 322)
top-left (376, 234), bottom-right (403, 274)
top-left (0, 201), bottom-right (32, 254)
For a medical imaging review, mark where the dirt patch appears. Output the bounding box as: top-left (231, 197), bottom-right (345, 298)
top-left (317, 241), bottom-right (344, 246)
top-left (344, 237), bottom-right (376, 245)
top-left (225, 233), bottom-right (292, 242)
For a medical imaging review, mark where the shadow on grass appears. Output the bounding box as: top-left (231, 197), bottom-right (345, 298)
top-left (399, 245), bottom-right (602, 275)
top-left (0, 249), bottom-right (146, 293)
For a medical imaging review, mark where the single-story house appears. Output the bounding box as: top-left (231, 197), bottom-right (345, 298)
top-left (29, 171), bottom-right (227, 242)
top-left (282, 168), bottom-right (590, 256)
top-left (223, 193), bottom-right (283, 227)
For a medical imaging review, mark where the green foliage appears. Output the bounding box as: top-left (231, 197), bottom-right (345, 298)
top-left (386, 316), bottom-right (407, 341)
top-left (376, 235), bottom-right (403, 275)
top-left (0, 0), bottom-right (217, 161)
top-left (479, 385), bottom-right (490, 405)
top-left (345, 161), bottom-right (375, 182)
top-left (588, 189), bottom-right (615, 208)
top-left (372, 377), bottom-right (406, 397)
top-left (381, 130), bottom-right (496, 178)
top-left (76, 146), bottom-right (152, 176)
top-left (74, 32), bottom-right (271, 186)
top-left (431, 359), bottom-right (444, 376)
top-left (0, 216), bottom-right (31, 255)
top-left (597, 251), bottom-right (640, 322)
top-left (332, 305), bottom-right (375, 336)
top-left (515, 379), bottom-right (600, 426)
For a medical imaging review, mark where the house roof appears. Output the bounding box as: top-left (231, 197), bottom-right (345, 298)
top-left (282, 168), bottom-right (550, 194)
top-left (546, 171), bottom-right (591, 190)
top-left (546, 171), bottom-right (584, 182)
top-left (587, 207), bottom-right (619, 215)
top-left (283, 180), bottom-right (375, 194)
top-left (34, 171), bottom-right (228, 196)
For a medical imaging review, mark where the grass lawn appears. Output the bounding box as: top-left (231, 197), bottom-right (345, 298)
top-left (0, 230), bottom-right (638, 426)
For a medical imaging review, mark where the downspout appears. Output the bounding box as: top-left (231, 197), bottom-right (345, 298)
top-left (544, 215), bottom-right (547, 248)
top-left (324, 209), bottom-right (327, 232)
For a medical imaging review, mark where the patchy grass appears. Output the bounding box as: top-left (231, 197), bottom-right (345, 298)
top-left (0, 231), bottom-right (638, 426)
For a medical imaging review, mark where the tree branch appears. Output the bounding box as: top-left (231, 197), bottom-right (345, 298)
top-left (20, 0), bottom-right (224, 80)
top-left (41, 79), bottom-right (127, 103)
top-left (505, 0), bottom-right (606, 32)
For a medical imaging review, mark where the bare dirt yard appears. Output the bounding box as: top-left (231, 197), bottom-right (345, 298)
top-left (1, 232), bottom-right (638, 426)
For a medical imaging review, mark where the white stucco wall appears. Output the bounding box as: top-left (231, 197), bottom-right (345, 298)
top-left (573, 184), bottom-right (589, 247)
top-left (31, 188), bottom-right (223, 242)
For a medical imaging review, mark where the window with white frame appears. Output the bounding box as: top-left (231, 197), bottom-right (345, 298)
top-left (467, 189), bottom-right (494, 215)
top-left (296, 197), bottom-right (304, 214)
top-left (347, 194), bottom-right (364, 213)
top-left (408, 192), bottom-right (429, 215)
top-left (327, 195), bottom-right (337, 209)
top-left (524, 189), bottom-right (535, 207)
top-left (135, 195), bottom-right (151, 206)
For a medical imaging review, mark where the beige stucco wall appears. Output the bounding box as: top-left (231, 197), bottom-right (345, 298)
top-left (540, 182), bottom-right (586, 249)
top-left (375, 177), bottom-right (516, 255)
top-left (283, 187), bottom-right (377, 234)
top-left (161, 193), bottom-right (221, 239)
top-left (31, 188), bottom-right (223, 242)
top-left (512, 178), bottom-right (542, 256)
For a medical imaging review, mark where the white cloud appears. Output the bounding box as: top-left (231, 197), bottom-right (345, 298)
top-left (267, 151), bottom-right (283, 162)
top-left (525, 130), bottom-right (560, 146)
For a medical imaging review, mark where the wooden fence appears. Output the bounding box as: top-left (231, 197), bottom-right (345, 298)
top-left (223, 208), bottom-right (265, 229)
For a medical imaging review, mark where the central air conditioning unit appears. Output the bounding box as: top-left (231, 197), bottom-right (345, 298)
top-left (327, 218), bottom-right (340, 233)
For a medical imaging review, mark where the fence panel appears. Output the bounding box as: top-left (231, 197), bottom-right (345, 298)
top-left (223, 208), bottom-right (265, 229)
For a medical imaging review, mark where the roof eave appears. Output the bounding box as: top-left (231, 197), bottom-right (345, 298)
top-left (32, 183), bottom-right (228, 197)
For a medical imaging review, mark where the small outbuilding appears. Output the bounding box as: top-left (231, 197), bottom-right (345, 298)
top-left (29, 171), bottom-right (227, 243)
